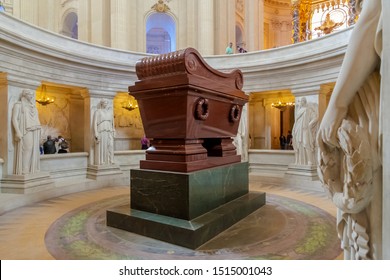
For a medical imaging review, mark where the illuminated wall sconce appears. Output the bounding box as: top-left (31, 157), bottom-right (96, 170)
top-left (36, 84), bottom-right (55, 106)
top-left (122, 96), bottom-right (138, 111)
top-left (271, 100), bottom-right (295, 110)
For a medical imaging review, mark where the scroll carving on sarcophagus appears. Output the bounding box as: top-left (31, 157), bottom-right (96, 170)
top-left (129, 48), bottom-right (248, 172)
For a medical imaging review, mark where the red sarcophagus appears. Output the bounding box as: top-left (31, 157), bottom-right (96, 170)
top-left (129, 48), bottom-right (248, 172)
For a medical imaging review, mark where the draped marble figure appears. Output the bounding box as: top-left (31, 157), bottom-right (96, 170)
top-left (12, 89), bottom-right (42, 175)
top-left (93, 99), bottom-right (115, 165)
top-left (317, 0), bottom-right (382, 259)
top-left (292, 97), bottom-right (318, 166)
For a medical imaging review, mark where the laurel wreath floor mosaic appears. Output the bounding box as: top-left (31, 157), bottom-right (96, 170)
top-left (45, 193), bottom-right (341, 260)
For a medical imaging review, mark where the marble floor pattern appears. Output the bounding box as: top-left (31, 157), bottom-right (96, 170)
top-left (0, 175), bottom-right (343, 260)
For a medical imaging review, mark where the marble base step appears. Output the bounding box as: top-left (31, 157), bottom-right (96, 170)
top-left (107, 191), bottom-right (266, 249)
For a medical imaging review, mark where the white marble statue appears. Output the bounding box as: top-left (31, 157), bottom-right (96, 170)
top-left (12, 89), bottom-right (42, 175)
top-left (233, 106), bottom-right (248, 162)
top-left (317, 0), bottom-right (382, 259)
top-left (93, 99), bottom-right (115, 165)
top-left (292, 97), bottom-right (318, 166)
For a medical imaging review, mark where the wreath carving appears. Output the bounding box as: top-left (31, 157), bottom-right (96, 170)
top-left (194, 98), bottom-right (209, 121)
top-left (229, 104), bottom-right (240, 123)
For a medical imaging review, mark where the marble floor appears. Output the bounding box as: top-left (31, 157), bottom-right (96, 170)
top-left (0, 175), bottom-right (343, 260)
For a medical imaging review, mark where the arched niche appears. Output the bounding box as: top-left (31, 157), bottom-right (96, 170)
top-left (146, 12), bottom-right (176, 54)
top-left (35, 82), bottom-right (87, 153)
top-left (113, 93), bottom-right (144, 150)
top-left (61, 11), bottom-right (78, 39)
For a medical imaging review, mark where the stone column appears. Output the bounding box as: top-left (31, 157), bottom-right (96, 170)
top-left (227, 0), bottom-right (236, 51)
top-left (184, 0), bottom-right (196, 48)
top-left (382, 0), bottom-right (390, 260)
top-left (258, 0), bottom-right (265, 50)
top-left (214, 0), bottom-right (235, 54)
top-left (197, 0), bottom-right (214, 55)
top-left (248, 94), bottom-right (266, 149)
top-left (176, 0), bottom-right (188, 50)
top-left (281, 20), bottom-right (293, 46)
top-left (285, 86), bottom-right (321, 181)
top-left (110, 0), bottom-right (128, 50)
top-left (245, 0), bottom-right (260, 51)
top-left (263, 100), bottom-right (273, 149)
top-left (37, 0), bottom-right (59, 32)
top-left (271, 19), bottom-right (282, 48)
top-left (89, 0), bottom-right (110, 47)
top-left (78, 0), bottom-right (91, 43)
top-left (18, 0), bottom-right (39, 26)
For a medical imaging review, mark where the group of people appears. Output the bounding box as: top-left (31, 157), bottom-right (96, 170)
top-left (225, 42), bottom-right (247, 54)
top-left (279, 131), bottom-right (293, 150)
top-left (41, 135), bottom-right (69, 154)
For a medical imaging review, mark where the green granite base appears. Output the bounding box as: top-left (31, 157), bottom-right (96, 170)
top-left (107, 191), bottom-right (266, 249)
top-left (106, 162), bottom-right (266, 249)
top-left (130, 162), bottom-right (249, 220)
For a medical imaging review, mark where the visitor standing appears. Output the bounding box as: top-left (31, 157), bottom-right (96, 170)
top-left (225, 42), bottom-right (233, 54)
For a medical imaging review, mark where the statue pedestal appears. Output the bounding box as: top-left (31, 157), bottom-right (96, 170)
top-left (107, 162), bottom-right (266, 249)
top-left (285, 164), bottom-right (319, 181)
top-left (1, 172), bottom-right (53, 194)
top-left (87, 164), bottom-right (123, 180)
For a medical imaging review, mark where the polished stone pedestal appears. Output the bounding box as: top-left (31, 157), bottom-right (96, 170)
top-left (107, 162), bottom-right (266, 249)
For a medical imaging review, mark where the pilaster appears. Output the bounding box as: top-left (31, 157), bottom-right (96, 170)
top-left (19, 0), bottom-right (39, 26)
top-left (258, 0), bottom-right (265, 50)
top-left (271, 19), bottom-right (282, 48)
top-left (78, 0), bottom-right (91, 42)
top-left (197, 0), bottom-right (214, 55)
top-left (263, 100), bottom-right (273, 150)
top-left (245, 0), bottom-right (260, 51)
top-left (110, 0), bottom-right (128, 50)
top-left (214, 0), bottom-right (230, 54)
top-left (89, 0), bottom-right (110, 47)
top-left (37, 0), bottom-right (59, 33)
